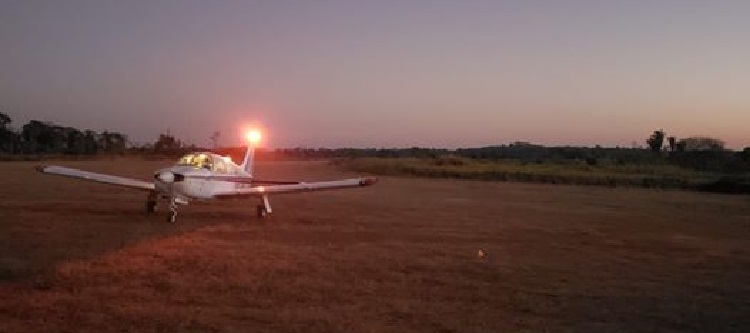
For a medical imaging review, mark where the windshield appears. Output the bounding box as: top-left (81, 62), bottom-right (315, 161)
top-left (176, 153), bottom-right (213, 170)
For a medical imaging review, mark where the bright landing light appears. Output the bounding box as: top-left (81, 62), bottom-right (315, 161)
top-left (246, 129), bottom-right (262, 145)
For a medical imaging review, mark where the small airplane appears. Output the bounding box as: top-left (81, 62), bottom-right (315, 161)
top-left (37, 130), bottom-right (377, 222)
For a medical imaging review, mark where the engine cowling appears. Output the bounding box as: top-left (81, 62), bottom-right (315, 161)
top-left (155, 171), bottom-right (185, 183)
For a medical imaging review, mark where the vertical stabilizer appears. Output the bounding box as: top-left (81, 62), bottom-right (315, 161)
top-left (240, 145), bottom-right (255, 177)
top-left (240, 129), bottom-right (262, 177)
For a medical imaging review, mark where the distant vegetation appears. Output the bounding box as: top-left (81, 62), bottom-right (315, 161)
top-left (0, 111), bottom-right (196, 159)
top-left (1, 111), bottom-right (748, 193)
top-left (335, 156), bottom-right (750, 194)
top-left (329, 134), bottom-right (749, 194)
top-left (324, 132), bottom-right (747, 195)
top-left (0, 114), bottom-right (128, 156)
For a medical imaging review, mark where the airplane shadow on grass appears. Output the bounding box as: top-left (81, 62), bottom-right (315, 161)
top-left (6, 200), bottom-right (260, 222)
top-left (181, 209), bottom-right (262, 221)
top-left (0, 201), bottom-right (264, 283)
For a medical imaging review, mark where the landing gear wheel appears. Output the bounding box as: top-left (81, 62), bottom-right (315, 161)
top-left (145, 201), bottom-right (156, 213)
top-left (145, 192), bottom-right (158, 214)
top-left (167, 198), bottom-right (178, 223)
top-left (256, 205), bottom-right (268, 219)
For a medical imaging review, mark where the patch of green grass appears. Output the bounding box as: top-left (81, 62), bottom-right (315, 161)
top-left (336, 156), bottom-right (749, 193)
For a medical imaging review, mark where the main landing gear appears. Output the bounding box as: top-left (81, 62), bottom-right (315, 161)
top-left (257, 195), bottom-right (272, 219)
top-left (145, 193), bottom-right (273, 222)
top-left (145, 192), bottom-right (157, 213)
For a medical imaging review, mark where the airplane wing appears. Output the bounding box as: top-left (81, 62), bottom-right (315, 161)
top-left (184, 175), bottom-right (301, 185)
top-left (37, 165), bottom-right (156, 191)
top-left (213, 177), bottom-right (377, 199)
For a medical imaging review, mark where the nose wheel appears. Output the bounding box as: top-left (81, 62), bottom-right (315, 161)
top-left (168, 198), bottom-right (178, 223)
top-left (144, 192), bottom-right (185, 223)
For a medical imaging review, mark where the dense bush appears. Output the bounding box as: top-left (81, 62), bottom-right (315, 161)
top-left (337, 157), bottom-right (749, 194)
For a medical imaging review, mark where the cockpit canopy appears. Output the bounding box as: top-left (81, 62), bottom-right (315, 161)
top-left (177, 153), bottom-right (214, 170)
top-left (176, 153), bottom-right (240, 174)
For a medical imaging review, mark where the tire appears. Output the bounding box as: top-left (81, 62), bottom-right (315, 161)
top-left (256, 205), bottom-right (267, 219)
top-left (145, 201), bottom-right (156, 213)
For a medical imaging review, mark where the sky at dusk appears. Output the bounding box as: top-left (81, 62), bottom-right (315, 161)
top-left (1, 0), bottom-right (748, 149)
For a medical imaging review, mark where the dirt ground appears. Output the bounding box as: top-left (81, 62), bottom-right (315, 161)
top-left (0, 159), bottom-right (748, 333)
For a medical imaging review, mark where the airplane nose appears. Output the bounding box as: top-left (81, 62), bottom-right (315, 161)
top-left (156, 171), bottom-right (175, 183)
top-left (155, 171), bottom-right (185, 183)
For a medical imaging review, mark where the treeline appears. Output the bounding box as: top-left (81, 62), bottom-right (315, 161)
top-left (216, 147), bottom-right (451, 162)
top-left (0, 112), bottom-right (198, 156)
top-left (328, 131), bottom-right (749, 194)
top-left (456, 142), bottom-right (750, 174)
top-left (0, 112), bottom-right (128, 155)
top-left (2, 111), bottom-right (748, 174)
top-left (220, 141), bottom-right (750, 174)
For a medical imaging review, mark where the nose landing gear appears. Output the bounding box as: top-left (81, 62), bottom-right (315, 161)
top-left (168, 198), bottom-right (178, 223)
top-left (144, 192), bottom-right (185, 223)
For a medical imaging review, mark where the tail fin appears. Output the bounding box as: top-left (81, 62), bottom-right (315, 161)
top-left (239, 145), bottom-right (255, 177)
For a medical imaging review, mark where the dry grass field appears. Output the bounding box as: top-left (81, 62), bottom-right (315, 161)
top-left (0, 159), bottom-right (748, 332)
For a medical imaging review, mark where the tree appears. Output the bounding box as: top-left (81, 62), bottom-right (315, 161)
top-left (99, 131), bottom-right (113, 151)
top-left (108, 132), bottom-right (127, 153)
top-left (646, 129), bottom-right (665, 153)
top-left (0, 112), bottom-right (10, 128)
top-left (154, 133), bottom-right (181, 153)
top-left (65, 128), bottom-right (84, 154)
top-left (667, 136), bottom-right (676, 152)
top-left (676, 140), bottom-right (687, 152)
top-left (0, 111), bottom-right (17, 153)
top-left (678, 137), bottom-right (725, 151)
top-left (83, 130), bottom-right (98, 154)
top-left (22, 120), bottom-right (55, 153)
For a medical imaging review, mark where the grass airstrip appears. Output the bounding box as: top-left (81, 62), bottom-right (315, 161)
top-left (0, 159), bottom-right (748, 332)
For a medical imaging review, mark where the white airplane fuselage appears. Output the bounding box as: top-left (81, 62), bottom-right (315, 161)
top-left (153, 153), bottom-right (250, 201)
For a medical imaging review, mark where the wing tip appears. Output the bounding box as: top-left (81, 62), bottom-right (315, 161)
top-left (360, 177), bottom-right (378, 186)
top-left (35, 165), bottom-right (49, 173)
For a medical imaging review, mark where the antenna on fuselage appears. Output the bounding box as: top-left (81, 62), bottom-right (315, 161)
top-left (240, 129), bottom-right (262, 176)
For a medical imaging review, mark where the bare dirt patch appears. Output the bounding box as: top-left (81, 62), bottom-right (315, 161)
top-left (0, 160), bottom-right (748, 332)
